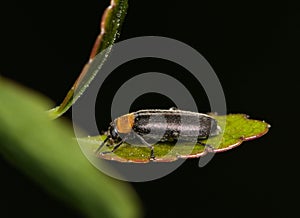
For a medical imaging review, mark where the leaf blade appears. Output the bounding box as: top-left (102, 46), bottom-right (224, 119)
top-left (80, 114), bottom-right (270, 163)
top-left (48, 0), bottom-right (129, 119)
top-left (0, 78), bottom-right (141, 218)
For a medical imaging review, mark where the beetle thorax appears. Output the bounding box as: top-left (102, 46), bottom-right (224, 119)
top-left (116, 113), bottom-right (135, 133)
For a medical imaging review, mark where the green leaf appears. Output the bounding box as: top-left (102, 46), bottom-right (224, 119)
top-left (48, 0), bottom-right (128, 119)
top-left (79, 114), bottom-right (270, 163)
top-left (0, 78), bottom-right (141, 218)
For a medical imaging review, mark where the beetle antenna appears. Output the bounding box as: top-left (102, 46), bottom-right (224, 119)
top-left (95, 137), bottom-right (109, 154)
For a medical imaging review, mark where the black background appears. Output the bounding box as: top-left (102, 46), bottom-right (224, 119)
top-left (0, 0), bottom-right (297, 217)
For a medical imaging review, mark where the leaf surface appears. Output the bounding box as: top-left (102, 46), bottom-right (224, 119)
top-left (80, 114), bottom-right (270, 163)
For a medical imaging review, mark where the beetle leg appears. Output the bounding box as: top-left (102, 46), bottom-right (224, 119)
top-left (100, 137), bottom-right (127, 155)
top-left (111, 139), bottom-right (126, 152)
top-left (135, 134), bottom-right (155, 160)
top-left (101, 142), bottom-right (123, 155)
top-left (198, 141), bottom-right (215, 153)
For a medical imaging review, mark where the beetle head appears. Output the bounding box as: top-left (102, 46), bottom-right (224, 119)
top-left (107, 121), bottom-right (121, 145)
top-left (109, 122), bottom-right (119, 138)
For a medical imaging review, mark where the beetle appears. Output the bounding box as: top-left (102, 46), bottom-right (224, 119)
top-left (95, 108), bottom-right (222, 160)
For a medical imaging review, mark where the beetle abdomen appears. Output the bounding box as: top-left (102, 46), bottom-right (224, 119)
top-left (132, 109), bottom-right (221, 142)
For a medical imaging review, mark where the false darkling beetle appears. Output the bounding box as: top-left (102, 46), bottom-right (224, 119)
top-left (95, 108), bottom-right (222, 160)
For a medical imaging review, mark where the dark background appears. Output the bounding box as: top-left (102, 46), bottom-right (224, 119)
top-left (0, 0), bottom-right (297, 217)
